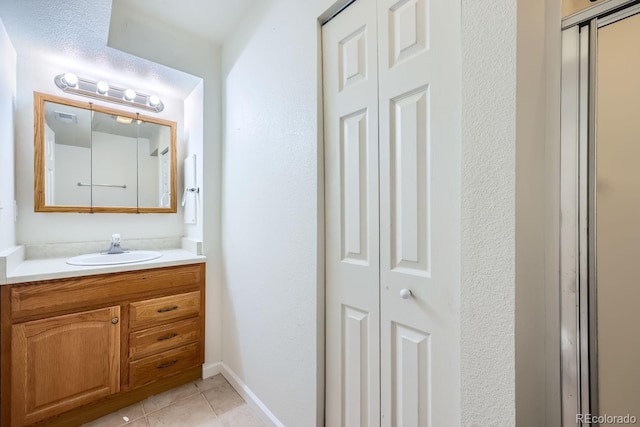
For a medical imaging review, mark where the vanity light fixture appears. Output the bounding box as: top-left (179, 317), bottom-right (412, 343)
top-left (123, 88), bottom-right (137, 101)
top-left (54, 73), bottom-right (164, 113)
top-left (96, 80), bottom-right (109, 95)
top-left (62, 72), bottom-right (78, 87)
top-left (148, 95), bottom-right (160, 107)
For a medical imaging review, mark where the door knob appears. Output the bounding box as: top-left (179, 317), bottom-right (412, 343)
top-left (111, 317), bottom-right (119, 324)
top-left (399, 289), bottom-right (413, 299)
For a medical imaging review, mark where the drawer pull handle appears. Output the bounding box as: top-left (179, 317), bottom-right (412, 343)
top-left (157, 360), bottom-right (178, 369)
top-left (157, 305), bottom-right (179, 313)
top-left (157, 333), bottom-right (178, 341)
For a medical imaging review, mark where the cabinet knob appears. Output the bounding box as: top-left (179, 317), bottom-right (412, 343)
top-left (111, 317), bottom-right (119, 324)
top-left (399, 289), bottom-right (413, 299)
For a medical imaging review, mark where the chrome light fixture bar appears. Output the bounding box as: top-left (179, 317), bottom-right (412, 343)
top-left (54, 73), bottom-right (164, 113)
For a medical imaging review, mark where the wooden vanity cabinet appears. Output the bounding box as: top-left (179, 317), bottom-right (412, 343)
top-left (0, 263), bottom-right (205, 427)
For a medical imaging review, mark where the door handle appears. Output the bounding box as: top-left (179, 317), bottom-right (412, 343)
top-left (399, 289), bottom-right (413, 299)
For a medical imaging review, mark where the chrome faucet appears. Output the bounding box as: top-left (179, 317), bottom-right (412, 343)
top-left (103, 233), bottom-right (128, 255)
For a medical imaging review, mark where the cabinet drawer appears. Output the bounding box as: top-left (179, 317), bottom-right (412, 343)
top-left (130, 291), bottom-right (200, 330)
top-left (129, 343), bottom-right (200, 389)
top-left (10, 263), bottom-right (204, 321)
top-left (130, 318), bottom-right (200, 359)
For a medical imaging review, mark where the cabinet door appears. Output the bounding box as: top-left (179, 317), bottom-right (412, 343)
top-left (11, 306), bottom-right (120, 426)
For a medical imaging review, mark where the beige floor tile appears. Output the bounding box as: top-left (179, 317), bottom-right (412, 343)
top-left (195, 374), bottom-right (228, 392)
top-left (125, 418), bottom-right (149, 427)
top-left (202, 380), bottom-right (245, 416)
top-left (81, 402), bottom-right (145, 427)
top-left (147, 394), bottom-right (221, 427)
top-left (142, 382), bottom-right (200, 414)
top-left (218, 404), bottom-right (264, 427)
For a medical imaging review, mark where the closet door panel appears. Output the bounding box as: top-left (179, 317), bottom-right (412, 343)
top-left (323, 0), bottom-right (381, 425)
top-left (378, 0), bottom-right (461, 425)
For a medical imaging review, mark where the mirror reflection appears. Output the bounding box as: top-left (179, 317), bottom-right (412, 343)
top-left (90, 110), bottom-right (138, 208)
top-left (43, 102), bottom-right (92, 207)
top-left (35, 93), bottom-right (176, 213)
top-left (138, 121), bottom-right (172, 209)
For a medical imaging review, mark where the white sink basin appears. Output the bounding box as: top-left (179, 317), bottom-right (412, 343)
top-left (67, 250), bottom-right (162, 266)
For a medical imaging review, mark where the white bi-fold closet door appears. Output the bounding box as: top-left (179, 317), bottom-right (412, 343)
top-left (323, 0), bottom-right (461, 425)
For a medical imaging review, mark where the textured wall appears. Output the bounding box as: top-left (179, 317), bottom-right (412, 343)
top-left (0, 18), bottom-right (16, 251)
top-left (461, 0), bottom-right (517, 425)
top-left (221, 0), bottom-right (333, 424)
top-left (183, 82), bottom-right (204, 242)
top-left (461, 1), bottom-right (561, 425)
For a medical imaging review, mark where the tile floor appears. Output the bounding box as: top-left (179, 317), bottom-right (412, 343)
top-left (82, 375), bottom-right (264, 427)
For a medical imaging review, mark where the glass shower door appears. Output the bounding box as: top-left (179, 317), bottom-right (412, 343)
top-left (595, 10), bottom-right (640, 423)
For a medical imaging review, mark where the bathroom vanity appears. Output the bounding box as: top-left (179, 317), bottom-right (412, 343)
top-left (0, 260), bottom-right (205, 426)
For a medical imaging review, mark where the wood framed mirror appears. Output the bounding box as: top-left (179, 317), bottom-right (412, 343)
top-left (34, 92), bottom-right (177, 213)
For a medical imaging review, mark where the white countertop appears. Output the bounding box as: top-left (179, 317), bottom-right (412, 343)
top-left (5, 248), bottom-right (206, 284)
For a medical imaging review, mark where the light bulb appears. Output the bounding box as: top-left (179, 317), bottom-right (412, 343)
top-left (63, 73), bottom-right (78, 87)
top-left (115, 116), bottom-right (134, 125)
top-left (123, 89), bottom-right (136, 101)
top-left (96, 81), bottom-right (109, 95)
top-left (148, 95), bottom-right (160, 107)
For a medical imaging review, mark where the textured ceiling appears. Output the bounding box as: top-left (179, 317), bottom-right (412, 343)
top-left (113, 0), bottom-right (257, 44)
top-left (0, 0), bottom-right (230, 100)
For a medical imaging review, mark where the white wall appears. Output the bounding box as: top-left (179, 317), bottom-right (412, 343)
top-left (221, 1), bottom-right (330, 425)
top-left (138, 137), bottom-right (160, 208)
top-left (461, 0), bottom-right (517, 423)
top-left (91, 132), bottom-right (138, 207)
top-left (183, 82), bottom-right (204, 239)
top-left (0, 18), bottom-right (16, 251)
top-left (461, 0), bottom-right (561, 425)
top-left (14, 55), bottom-right (186, 244)
top-left (54, 144), bottom-right (91, 206)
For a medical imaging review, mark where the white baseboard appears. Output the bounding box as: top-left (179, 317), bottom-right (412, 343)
top-left (202, 362), bottom-right (222, 379)
top-left (203, 363), bottom-right (284, 427)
